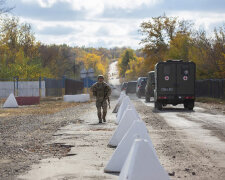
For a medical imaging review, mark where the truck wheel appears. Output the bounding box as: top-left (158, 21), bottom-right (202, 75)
top-left (187, 101), bottom-right (194, 110)
top-left (184, 102), bottom-right (188, 109)
top-left (155, 101), bottom-right (162, 110)
top-left (137, 92), bottom-right (141, 98)
top-left (145, 96), bottom-right (150, 102)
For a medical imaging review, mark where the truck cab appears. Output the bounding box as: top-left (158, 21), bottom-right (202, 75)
top-left (154, 60), bottom-right (196, 110)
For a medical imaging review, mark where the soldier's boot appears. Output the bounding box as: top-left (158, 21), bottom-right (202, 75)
top-left (98, 112), bottom-right (102, 123)
top-left (103, 112), bottom-right (107, 122)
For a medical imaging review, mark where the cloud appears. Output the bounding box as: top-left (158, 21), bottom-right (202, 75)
top-left (167, 11), bottom-right (225, 32)
top-left (21, 0), bottom-right (162, 17)
top-left (37, 25), bottom-right (76, 35)
top-left (20, 16), bottom-right (142, 48)
top-left (8, 0), bottom-right (225, 48)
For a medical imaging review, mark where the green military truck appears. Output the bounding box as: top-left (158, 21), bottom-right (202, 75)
top-left (145, 71), bottom-right (155, 102)
top-left (154, 60), bottom-right (196, 110)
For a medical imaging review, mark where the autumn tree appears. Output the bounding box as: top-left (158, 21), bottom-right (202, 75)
top-left (118, 49), bottom-right (136, 77)
top-left (140, 15), bottom-right (192, 70)
top-left (0, 16), bottom-right (52, 79)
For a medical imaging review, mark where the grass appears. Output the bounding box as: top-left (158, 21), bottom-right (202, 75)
top-left (196, 97), bottom-right (225, 105)
top-left (0, 97), bottom-right (81, 117)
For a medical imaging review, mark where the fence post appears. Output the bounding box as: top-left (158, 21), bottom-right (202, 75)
top-left (62, 76), bottom-right (66, 96)
top-left (44, 77), bottom-right (47, 97)
top-left (13, 77), bottom-right (16, 95)
top-left (16, 77), bottom-right (19, 96)
top-left (39, 77), bottom-right (42, 98)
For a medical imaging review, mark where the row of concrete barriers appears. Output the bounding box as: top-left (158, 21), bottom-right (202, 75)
top-left (104, 91), bottom-right (170, 180)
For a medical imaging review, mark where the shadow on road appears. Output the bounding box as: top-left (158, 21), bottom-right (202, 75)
top-left (154, 108), bottom-right (194, 113)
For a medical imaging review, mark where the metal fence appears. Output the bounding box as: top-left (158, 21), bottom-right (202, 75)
top-left (45, 77), bottom-right (84, 97)
top-left (45, 78), bottom-right (63, 97)
top-left (196, 79), bottom-right (225, 99)
top-left (0, 78), bottom-right (45, 98)
top-left (0, 77), bottom-right (84, 98)
top-left (65, 78), bottom-right (84, 95)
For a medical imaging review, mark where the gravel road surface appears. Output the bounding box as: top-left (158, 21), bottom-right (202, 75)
top-left (0, 61), bottom-right (224, 179)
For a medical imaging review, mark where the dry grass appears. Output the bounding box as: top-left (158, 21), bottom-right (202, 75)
top-left (0, 97), bottom-right (81, 117)
top-left (196, 97), bottom-right (225, 105)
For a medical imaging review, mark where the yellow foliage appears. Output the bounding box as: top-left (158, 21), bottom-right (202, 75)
top-left (77, 52), bottom-right (107, 77)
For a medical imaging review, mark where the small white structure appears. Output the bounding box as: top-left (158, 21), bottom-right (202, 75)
top-left (119, 139), bottom-right (170, 180)
top-left (108, 107), bottom-right (139, 147)
top-left (63, 94), bottom-right (90, 103)
top-left (3, 93), bottom-right (18, 108)
top-left (105, 120), bottom-right (154, 173)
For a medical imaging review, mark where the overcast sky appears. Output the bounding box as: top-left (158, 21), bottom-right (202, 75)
top-left (7, 0), bottom-right (225, 49)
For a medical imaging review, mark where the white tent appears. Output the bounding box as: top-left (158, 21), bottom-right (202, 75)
top-left (108, 107), bottom-right (139, 147)
top-left (63, 94), bottom-right (90, 103)
top-left (119, 139), bottom-right (170, 180)
top-left (105, 120), bottom-right (155, 173)
top-left (3, 93), bottom-right (18, 108)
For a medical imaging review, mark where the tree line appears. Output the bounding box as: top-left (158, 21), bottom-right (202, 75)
top-left (118, 15), bottom-right (225, 80)
top-left (0, 5), bottom-right (224, 82)
top-left (0, 15), bottom-right (127, 80)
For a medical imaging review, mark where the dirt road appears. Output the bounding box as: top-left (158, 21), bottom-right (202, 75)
top-left (0, 61), bottom-right (224, 179)
top-left (17, 102), bottom-right (118, 180)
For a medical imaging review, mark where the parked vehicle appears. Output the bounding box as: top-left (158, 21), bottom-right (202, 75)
top-left (126, 81), bottom-right (137, 94)
top-left (145, 71), bottom-right (155, 102)
top-left (136, 77), bottom-right (147, 98)
top-left (154, 60), bottom-right (196, 110)
top-left (121, 82), bottom-right (128, 91)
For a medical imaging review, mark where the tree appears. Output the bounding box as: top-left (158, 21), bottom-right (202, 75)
top-left (167, 33), bottom-right (191, 61)
top-left (0, 0), bottom-right (13, 14)
top-left (139, 15), bottom-right (193, 70)
top-left (118, 49), bottom-right (136, 77)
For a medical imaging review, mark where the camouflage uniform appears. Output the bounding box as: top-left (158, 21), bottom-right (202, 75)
top-left (91, 82), bottom-right (111, 123)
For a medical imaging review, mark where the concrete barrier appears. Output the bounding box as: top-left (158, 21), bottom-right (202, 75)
top-left (3, 93), bottom-right (18, 108)
top-left (119, 139), bottom-right (170, 180)
top-left (105, 121), bottom-right (153, 173)
top-left (16, 96), bottom-right (40, 106)
top-left (63, 94), bottom-right (90, 103)
top-left (108, 107), bottom-right (139, 147)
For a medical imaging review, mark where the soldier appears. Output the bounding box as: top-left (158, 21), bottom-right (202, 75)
top-left (91, 75), bottom-right (111, 123)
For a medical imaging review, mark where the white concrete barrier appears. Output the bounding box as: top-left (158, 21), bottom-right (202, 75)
top-left (116, 103), bottom-right (139, 124)
top-left (3, 93), bottom-right (18, 108)
top-left (105, 120), bottom-right (154, 173)
top-left (112, 93), bottom-right (126, 113)
top-left (119, 139), bottom-right (170, 180)
top-left (116, 96), bottom-right (131, 124)
top-left (63, 94), bottom-right (90, 103)
top-left (108, 107), bottom-right (139, 147)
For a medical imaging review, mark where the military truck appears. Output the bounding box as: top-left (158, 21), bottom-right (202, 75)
top-left (154, 60), bottom-right (196, 110)
top-left (126, 81), bottom-right (137, 94)
top-left (136, 77), bottom-right (147, 98)
top-left (145, 71), bottom-right (155, 102)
